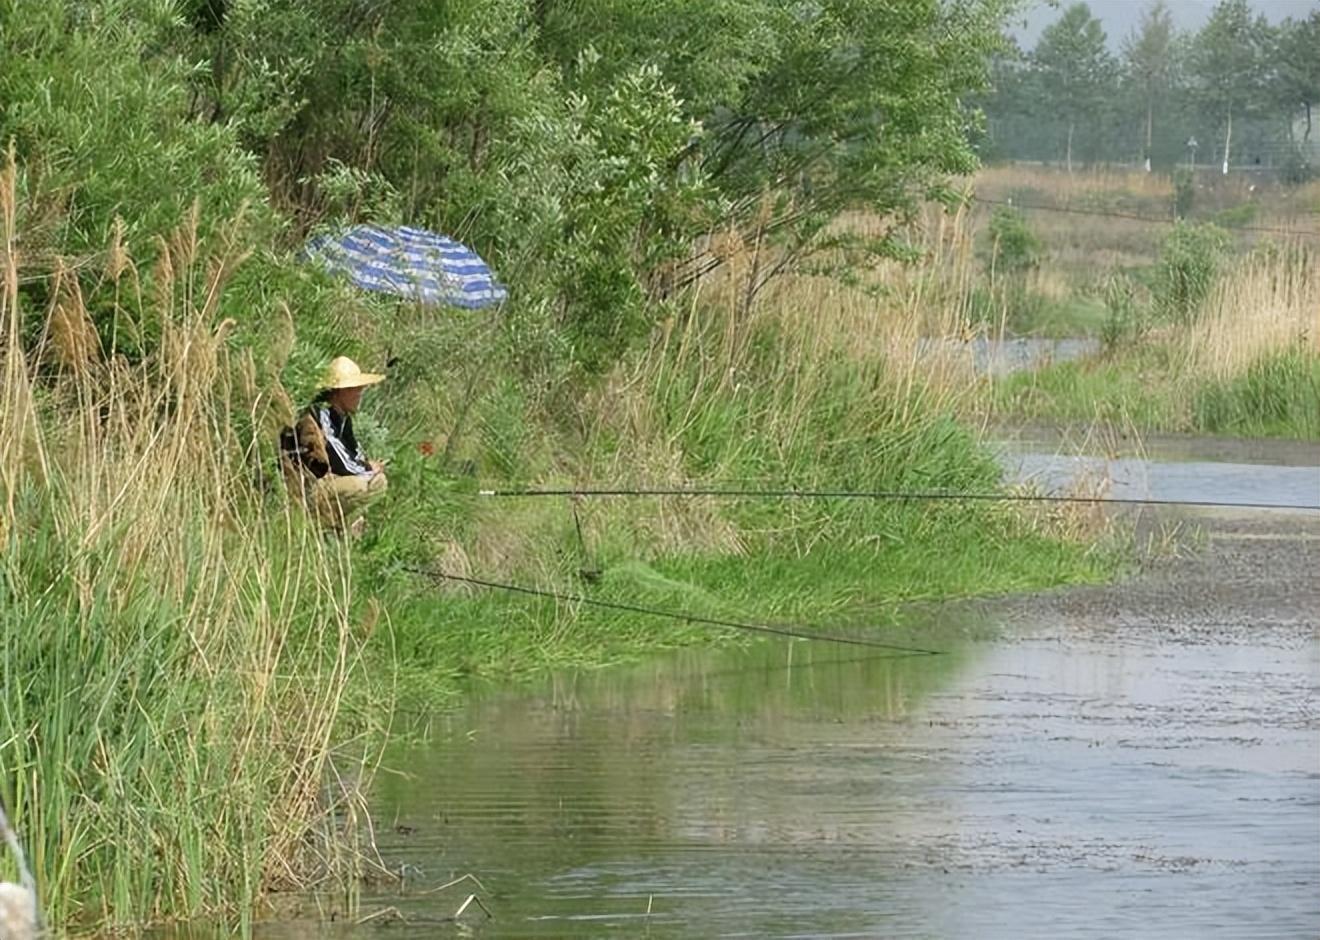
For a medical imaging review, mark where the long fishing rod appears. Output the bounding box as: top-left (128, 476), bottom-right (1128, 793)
top-left (404, 567), bottom-right (946, 656)
top-left (474, 485), bottom-right (1317, 513)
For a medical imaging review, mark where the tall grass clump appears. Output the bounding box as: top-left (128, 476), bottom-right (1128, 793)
top-left (0, 158), bottom-right (378, 931)
top-left (1192, 347), bottom-right (1320, 438)
top-left (568, 227), bottom-right (1113, 608)
top-left (1153, 221), bottom-right (1230, 324)
top-left (1184, 241), bottom-right (1320, 437)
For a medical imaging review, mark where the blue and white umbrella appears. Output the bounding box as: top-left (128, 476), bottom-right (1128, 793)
top-left (305, 224), bottom-right (507, 309)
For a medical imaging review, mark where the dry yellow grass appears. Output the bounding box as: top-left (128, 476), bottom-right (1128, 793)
top-left (1185, 242), bottom-right (1320, 380)
top-left (970, 164), bottom-right (1318, 270)
top-left (1, 150), bottom-right (378, 927)
top-left (976, 164), bottom-right (1174, 203)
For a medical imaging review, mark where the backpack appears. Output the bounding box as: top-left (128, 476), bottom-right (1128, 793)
top-left (277, 411), bottom-right (330, 500)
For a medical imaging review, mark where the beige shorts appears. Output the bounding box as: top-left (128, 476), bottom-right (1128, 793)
top-left (310, 471), bottom-right (388, 527)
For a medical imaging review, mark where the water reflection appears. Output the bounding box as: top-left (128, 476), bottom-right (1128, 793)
top-left (348, 607), bottom-right (1316, 939)
top-left (155, 612), bottom-right (1319, 939)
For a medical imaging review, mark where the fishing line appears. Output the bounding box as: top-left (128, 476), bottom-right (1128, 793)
top-left (474, 486), bottom-right (1317, 513)
top-left (404, 567), bottom-right (946, 656)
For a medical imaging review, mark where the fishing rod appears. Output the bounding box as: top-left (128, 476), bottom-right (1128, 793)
top-left (474, 485), bottom-right (1317, 513)
top-left (404, 567), bottom-right (946, 656)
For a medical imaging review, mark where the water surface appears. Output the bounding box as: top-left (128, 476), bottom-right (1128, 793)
top-left (918, 337), bottom-right (1101, 377)
top-left (354, 579), bottom-right (1318, 939)
top-left (157, 449), bottom-right (1319, 939)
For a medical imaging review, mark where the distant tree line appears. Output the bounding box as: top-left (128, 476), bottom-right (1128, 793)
top-left (978, 0), bottom-right (1320, 179)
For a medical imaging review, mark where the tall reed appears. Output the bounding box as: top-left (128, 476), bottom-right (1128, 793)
top-left (0, 155), bottom-right (377, 930)
top-left (1185, 241), bottom-right (1319, 380)
top-left (563, 206), bottom-right (1088, 568)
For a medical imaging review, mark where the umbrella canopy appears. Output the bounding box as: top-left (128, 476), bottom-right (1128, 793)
top-left (305, 224), bottom-right (507, 309)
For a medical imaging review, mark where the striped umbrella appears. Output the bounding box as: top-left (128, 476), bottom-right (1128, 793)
top-left (305, 224), bottom-right (507, 309)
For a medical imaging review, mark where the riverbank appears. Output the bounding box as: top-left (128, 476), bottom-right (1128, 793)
top-left (349, 263), bottom-right (1127, 704)
top-left (327, 480), bottom-right (1320, 938)
top-left (0, 164), bottom-right (1124, 933)
top-left (959, 167), bottom-right (1320, 440)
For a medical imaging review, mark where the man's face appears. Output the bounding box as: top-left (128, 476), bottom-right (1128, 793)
top-left (332, 385), bottom-right (365, 413)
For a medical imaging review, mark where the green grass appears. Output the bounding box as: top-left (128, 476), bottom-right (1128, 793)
top-left (990, 345), bottom-right (1181, 427)
top-left (967, 283), bottom-right (1110, 338)
top-left (1, 480), bottom-right (381, 929)
top-left (991, 343), bottom-right (1320, 440)
top-left (1193, 347), bottom-right (1320, 439)
top-left (370, 497), bottom-right (1118, 704)
top-left (351, 303), bottom-right (1125, 705)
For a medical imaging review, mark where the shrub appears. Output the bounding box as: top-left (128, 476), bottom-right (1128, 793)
top-left (983, 205), bottom-right (1041, 276)
top-left (1172, 168), bottom-right (1194, 218)
top-left (1153, 221), bottom-right (1228, 324)
top-left (1100, 271), bottom-right (1145, 353)
top-left (1212, 202), bottom-right (1257, 228)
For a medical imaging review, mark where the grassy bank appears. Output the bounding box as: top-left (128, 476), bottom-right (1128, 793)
top-left (941, 166), bottom-right (1320, 440)
top-left (0, 175), bottom-right (383, 929)
top-left (336, 234), bottom-right (1123, 702)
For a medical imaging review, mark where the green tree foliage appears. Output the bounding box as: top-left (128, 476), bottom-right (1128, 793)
top-left (984, 205), bottom-right (1040, 274)
top-left (1030, 3), bottom-right (1117, 172)
top-left (1154, 221), bottom-right (1229, 323)
top-left (0, 3), bottom-right (272, 258)
top-left (1122, 0), bottom-right (1175, 171)
top-left (1274, 12), bottom-right (1320, 152)
top-left (1184, 0), bottom-right (1273, 174)
top-left (975, 38), bottom-right (1032, 158)
top-left (3, 0), bottom-right (1013, 378)
top-left (979, 0), bottom-right (1312, 177)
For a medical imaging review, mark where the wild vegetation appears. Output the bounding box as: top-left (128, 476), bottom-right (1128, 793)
top-left (6, 0), bottom-right (1314, 934)
top-left (956, 165), bottom-right (1320, 438)
top-left (0, 169), bottom-right (379, 928)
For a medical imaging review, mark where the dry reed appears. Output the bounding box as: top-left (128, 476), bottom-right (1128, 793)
top-left (0, 150), bottom-right (378, 930)
top-left (1185, 242), bottom-right (1320, 380)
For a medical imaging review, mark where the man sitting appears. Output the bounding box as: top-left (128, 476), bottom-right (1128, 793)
top-left (282, 356), bottom-right (388, 533)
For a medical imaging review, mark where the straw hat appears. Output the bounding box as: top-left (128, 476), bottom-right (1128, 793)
top-left (322, 356), bottom-right (385, 390)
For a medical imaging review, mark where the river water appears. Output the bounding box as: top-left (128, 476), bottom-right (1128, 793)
top-left (162, 439), bottom-right (1320, 939)
top-left (917, 337), bottom-right (1101, 377)
top-left (995, 431), bottom-right (1320, 511)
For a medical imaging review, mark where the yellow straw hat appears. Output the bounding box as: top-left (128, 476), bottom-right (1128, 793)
top-left (322, 356), bottom-right (385, 390)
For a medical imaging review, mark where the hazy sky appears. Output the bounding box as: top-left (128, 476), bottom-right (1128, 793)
top-left (1011, 0), bottom-right (1320, 50)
